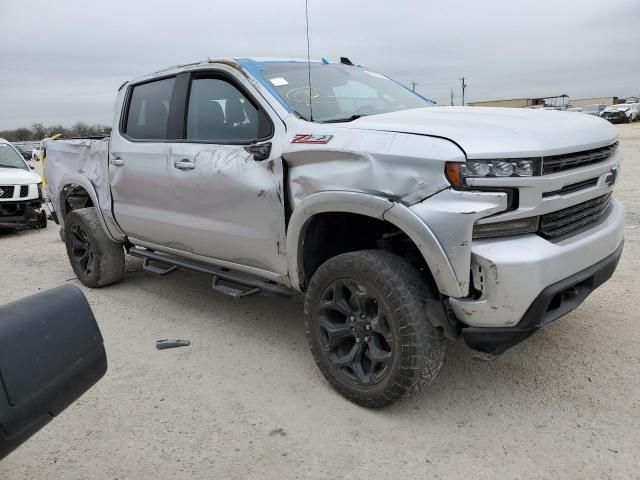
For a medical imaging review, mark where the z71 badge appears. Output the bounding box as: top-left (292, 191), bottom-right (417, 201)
top-left (291, 134), bottom-right (333, 144)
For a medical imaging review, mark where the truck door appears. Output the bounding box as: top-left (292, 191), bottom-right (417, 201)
top-left (165, 72), bottom-right (288, 275)
top-left (108, 76), bottom-right (176, 245)
top-left (110, 69), bottom-right (288, 276)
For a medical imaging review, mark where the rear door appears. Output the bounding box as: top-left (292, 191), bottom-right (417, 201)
top-left (108, 75), bottom-right (177, 244)
top-left (165, 71), bottom-right (287, 275)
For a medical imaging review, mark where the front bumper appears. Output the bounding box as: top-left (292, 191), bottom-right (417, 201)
top-left (602, 114), bottom-right (628, 124)
top-left (462, 241), bottom-right (622, 355)
top-left (450, 198), bottom-right (624, 329)
top-left (0, 199), bottom-right (45, 229)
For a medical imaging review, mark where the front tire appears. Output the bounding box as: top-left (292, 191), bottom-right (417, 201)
top-left (304, 250), bottom-right (446, 408)
top-left (64, 207), bottom-right (125, 287)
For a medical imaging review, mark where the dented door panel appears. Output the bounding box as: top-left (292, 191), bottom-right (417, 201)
top-left (165, 142), bottom-right (288, 274)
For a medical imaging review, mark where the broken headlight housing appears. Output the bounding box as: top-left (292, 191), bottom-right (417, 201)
top-left (445, 158), bottom-right (541, 188)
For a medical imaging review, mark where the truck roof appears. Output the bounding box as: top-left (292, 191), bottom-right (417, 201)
top-left (125, 57), bottom-right (344, 87)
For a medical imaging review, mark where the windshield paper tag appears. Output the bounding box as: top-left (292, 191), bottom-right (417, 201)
top-left (291, 134), bottom-right (333, 144)
top-left (269, 77), bottom-right (289, 86)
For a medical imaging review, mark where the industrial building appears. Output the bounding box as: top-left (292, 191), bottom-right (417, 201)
top-left (569, 97), bottom-right (620, 107)
top-left (469, 97), bottom-right (546, 108)
top-left (469, 95), bottom-right (625, 109)
top-left (469, 94), bottom-right (569, 108)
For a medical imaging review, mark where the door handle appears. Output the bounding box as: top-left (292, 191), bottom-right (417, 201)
top-left (174, 159), bottom-right (195, 170)
top-left (110, 156), bottom-right (124, 166)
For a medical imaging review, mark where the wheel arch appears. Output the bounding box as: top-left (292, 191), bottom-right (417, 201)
top-left (57, 176), bottom-right (121, 243)
top-left (286, 191), bottom-right (463, 297)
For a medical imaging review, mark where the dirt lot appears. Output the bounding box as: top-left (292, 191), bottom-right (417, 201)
top-left (1, 124), bottom-right (639, 480)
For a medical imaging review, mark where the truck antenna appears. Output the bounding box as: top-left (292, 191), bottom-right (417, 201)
top-left (305, 0), bottom-right (314, 121)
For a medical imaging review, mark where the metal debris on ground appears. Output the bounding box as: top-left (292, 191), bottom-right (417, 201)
top-left (155, 339), bottom-right (190, 350)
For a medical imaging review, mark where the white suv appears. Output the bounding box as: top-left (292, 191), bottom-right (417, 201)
top-left (0, 138), bottom-right (47, 229)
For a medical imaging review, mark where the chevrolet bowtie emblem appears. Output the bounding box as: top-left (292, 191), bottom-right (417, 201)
top-left (605, 167), bottom-right (619, 187)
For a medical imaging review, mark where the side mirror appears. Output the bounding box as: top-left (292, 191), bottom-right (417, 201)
top-left (21, 152), bottom-right (30, 160)
top-left (29, 164), bottom-right (35, 170)
top-left (0, 285), bottom-right (107, 460)
top-left (245, 142), bottom-right (272, 161)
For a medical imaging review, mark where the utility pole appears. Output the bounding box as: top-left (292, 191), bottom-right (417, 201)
top-left (459, 76), bottom-right (468, 106)
top-left (450, 89), bottom-right (455, 106)
top-left (411, 81), bottom-right (417, 92)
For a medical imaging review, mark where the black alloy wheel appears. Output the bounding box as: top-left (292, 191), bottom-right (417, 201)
top-left (69, 223), bottom-right (96, 277)
top-left (317, 278), bottom-right (393, 386)
top-left (64, 208), bottom-right (125, 288)
top-left (305, 250), bottom-right (446, 408)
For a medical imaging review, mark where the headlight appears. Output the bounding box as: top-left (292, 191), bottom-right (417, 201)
top-left (445, 158), bottom-right (541, 188)
top-left (472, 217), bottom-right (539, 239)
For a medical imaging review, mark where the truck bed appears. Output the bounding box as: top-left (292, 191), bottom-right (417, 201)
top-left (44, 137), bottom-right (114, 230)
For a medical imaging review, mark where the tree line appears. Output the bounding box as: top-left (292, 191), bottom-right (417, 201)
top-left (0, 122), bottom-right (111, 142)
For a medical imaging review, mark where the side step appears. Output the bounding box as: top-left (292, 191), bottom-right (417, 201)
top-left (128, 247), bottom-right (292, 299)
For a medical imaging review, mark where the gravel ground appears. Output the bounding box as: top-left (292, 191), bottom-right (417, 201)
top-left (1, 124), bottom-right (639, 479)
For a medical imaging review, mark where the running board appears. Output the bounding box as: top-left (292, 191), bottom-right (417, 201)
top-left (128, 247), bottom-right (292, 299)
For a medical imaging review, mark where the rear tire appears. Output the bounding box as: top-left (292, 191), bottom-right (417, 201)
top-left (304, 250), bottom-right (446, 408)
top-left (64, 207), bottom-right (125, 287)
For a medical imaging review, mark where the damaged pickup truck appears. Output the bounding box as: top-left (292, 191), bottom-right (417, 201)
top-left (44, 57), bottom-right (624, 407)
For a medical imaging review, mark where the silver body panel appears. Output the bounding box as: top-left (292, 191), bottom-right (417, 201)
top-left (44, 58), bottom-right (624, 329)
top-left (450, 199), bottom-right (624, 327)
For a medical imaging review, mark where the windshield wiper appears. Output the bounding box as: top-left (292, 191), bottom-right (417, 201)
top-left (0, 165), bottom-right (21, 169)
top-left (321, 114), bottom-right (369, 123)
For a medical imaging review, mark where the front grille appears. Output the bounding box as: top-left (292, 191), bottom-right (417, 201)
top-left (20, 185), bottom-right (28, 197)
top-left (539, 193), bottom-right (612, 239)
top-left (542, 178), bottom-right (599, 197)
top-left (543, 142), bottom-right (618, 174)
top-left (0, 186), bottom-right (15, 199)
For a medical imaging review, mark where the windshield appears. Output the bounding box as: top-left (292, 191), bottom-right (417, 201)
top-left (0, 144), bottom-right (28, 170)
top-left (254, 62), bottom-right (433, 122)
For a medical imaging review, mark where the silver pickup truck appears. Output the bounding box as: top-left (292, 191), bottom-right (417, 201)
top-left (45, 57), bottom-right (624, 407)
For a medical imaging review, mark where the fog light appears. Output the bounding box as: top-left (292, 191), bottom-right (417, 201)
top-left (473, 216), bottom-right (539, 239)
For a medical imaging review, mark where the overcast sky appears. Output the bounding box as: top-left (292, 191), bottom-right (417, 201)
top-left (1, 0), bottom-right (639, 129)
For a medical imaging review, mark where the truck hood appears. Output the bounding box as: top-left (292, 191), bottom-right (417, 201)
top-left (344, 106), bottom-right (618, 159)
top-left (0, 167), bottom-right (41, 185)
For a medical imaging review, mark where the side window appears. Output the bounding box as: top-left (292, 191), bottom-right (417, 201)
top-left (125, 77), bottom-right (175, 140)
top-left (186, 78), bottom-right (262, 143)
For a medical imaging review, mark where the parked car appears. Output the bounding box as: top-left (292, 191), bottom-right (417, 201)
top-left (0, 138), bottom-right (47, 230)
top-left (45, 57), bottom-right (623, 407)
top-left (581, 104), bottom-right (608, 117)
top-left (601, 104), bottom-right (636, 123)
top-left (14, 145), bottom-right (33, 160)
top-left (31, 145), bottom-right (43, 161)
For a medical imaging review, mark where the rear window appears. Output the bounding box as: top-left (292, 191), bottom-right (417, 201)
top-left (125, 77), bottom-right (175, 139)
